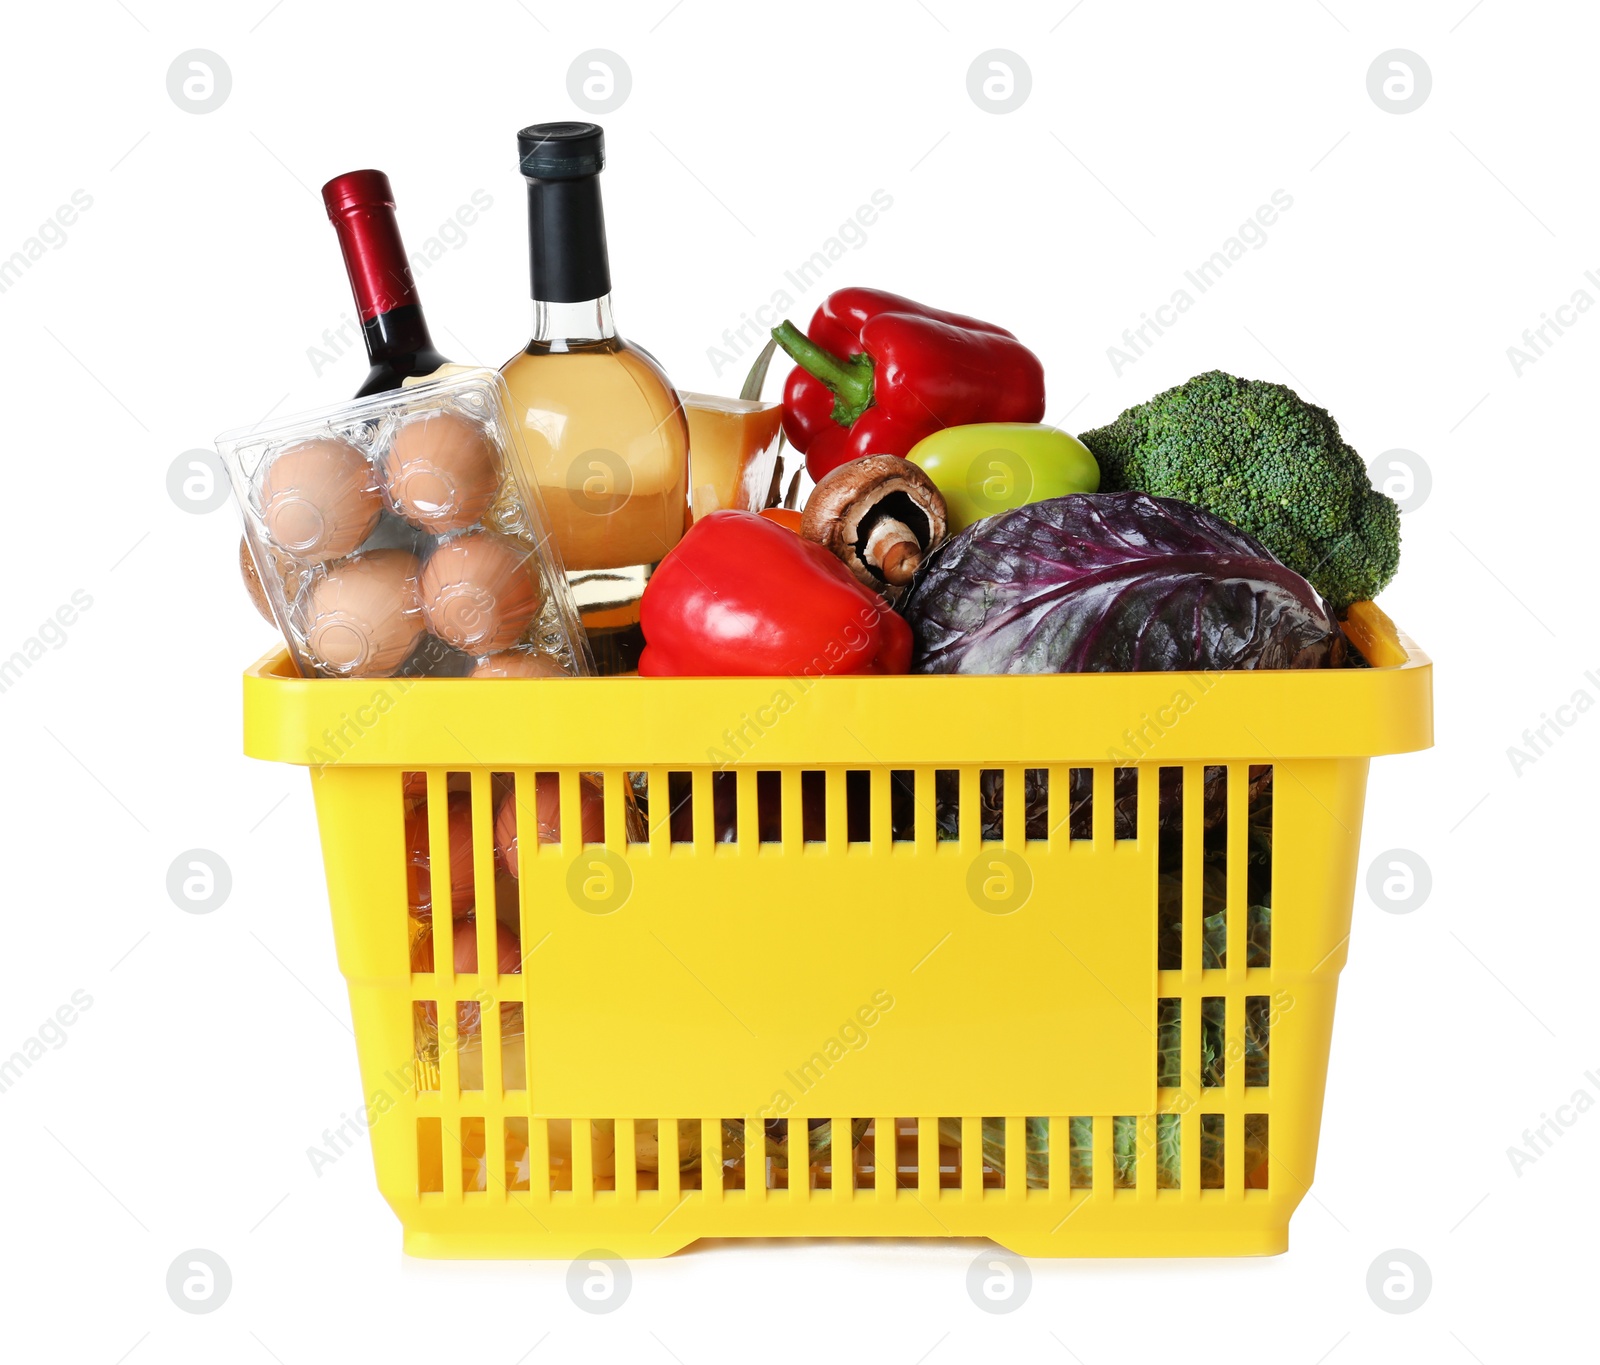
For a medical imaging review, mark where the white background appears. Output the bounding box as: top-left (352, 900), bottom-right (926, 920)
top-left (0, 0), bottom-right (1593, 1360)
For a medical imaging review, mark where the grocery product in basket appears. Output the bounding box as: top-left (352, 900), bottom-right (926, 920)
top-left (1080, 371), bottom-right (1401, 612)
top-left (417, 531), bottom-right (543, 654)
top-left (931, 1087), bottom-right (1269, 1191)
top-left (638, 510), bottom-right (911, 677)
top-left (402, 771), bottom-right (471, 804)
top-left (1340, 598), bottom-right (1407, 667)
top-left (412, 918), bottom-right (523, 1088)
top-left (771, 286), bottom-right (1047, 481)
top-left (683, 392), bottom-right (785, 522)
top-left (534, 1118), bottom-right (869, 1185)
top-left (800, 455), bottom-right (948, 602)
top-left (218, 368), bottom-right (591, 680)
top-left (901, 492), bottom-right (1344, 674)
top-left (240, 535), bottom-right (286, 623)
top-left (381, 410), bottom-right (499, 533)
top-left (763, 1117), bottom-right (872, 1172)
top-left (297, 547), bottom-right (423, 676)
top-left (652, 770), bottom-right (839, 843)
top-left (259, 437), bottom-right (384, 559)
top-left (1158, 766), bottom-right (1276, 977)
top-left (758, 507), bottom-right (803, 533)
top-left (505, 1116), bottom-right (857, 1189)
top-left (905, 422), bottom-right (1101, 533)
top-left (469, 649), bottom-right (568, 678)
top-left (492, 773), bottom-right (608, 877)
top-left (408, 916), bottom-right (521, 977)
top-left (501, 121), bottom-right (691, 675)
top-left (405, 790), bottom-right (476, 917)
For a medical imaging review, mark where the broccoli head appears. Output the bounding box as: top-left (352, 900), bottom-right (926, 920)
top-left (1079, 371), bottom-right (1400, 612)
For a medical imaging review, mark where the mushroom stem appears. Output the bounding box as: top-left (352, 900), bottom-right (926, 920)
top-left (867, 519), bottom-right (923, 584)
top-left (800, 454), bottom-right (949, 600)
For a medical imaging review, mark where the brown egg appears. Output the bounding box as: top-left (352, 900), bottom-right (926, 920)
top-left (454, 916), bottom-right (523, 975)
top-left (418, 533), bottom-right (543, 654)
top-left (402, 771), bottom-right (472, 806)
top-left (494, 775), bottom-right (605, 877)
top-left (381, 410), bottom-right (499, 534)
top-left (493, 786), bottom-right (526, 877)
top-left (299, 548), bottom-right (422, 676)
top-left (405, 790), bottom-right (476, 917)
top-left (410, 917), bottom-right (523, 978)
top-left (470, 649), bottom-right (567, 678)
top-left (259, 437), bottom-right (382, 561)
top-left (239, 535), bottom-right (275, 623)
top-left (240, 537), bottom-right (310, 627)
top-left (413, 920), bottom-right (522, 1018)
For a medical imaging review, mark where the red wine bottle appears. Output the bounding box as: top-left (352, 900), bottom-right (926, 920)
top-left (322, 169), bottom-right (451, 397)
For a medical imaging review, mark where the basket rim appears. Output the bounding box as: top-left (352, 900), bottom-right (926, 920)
top-left (243, 631), bottom-right (1432, 769)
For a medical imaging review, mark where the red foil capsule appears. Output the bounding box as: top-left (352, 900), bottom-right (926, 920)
top-left (322, 169), bottom-right (420, 322)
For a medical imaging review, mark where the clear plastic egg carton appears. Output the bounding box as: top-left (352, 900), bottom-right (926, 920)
top-left (218, 368), bottom-right (592, 679)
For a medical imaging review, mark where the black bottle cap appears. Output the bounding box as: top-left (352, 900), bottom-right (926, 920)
top-left (518, 122), bottom-right (605, 180)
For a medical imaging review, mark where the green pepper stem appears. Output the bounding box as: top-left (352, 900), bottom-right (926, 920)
top-left (771, 320), bottom-right (875, 426)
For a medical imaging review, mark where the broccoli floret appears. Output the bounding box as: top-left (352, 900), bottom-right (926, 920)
top-left (1079, 371), bottom-right (1400, 611)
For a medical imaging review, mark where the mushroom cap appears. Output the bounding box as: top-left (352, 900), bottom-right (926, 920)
top-left (801, 454), bottom-right (948, 593)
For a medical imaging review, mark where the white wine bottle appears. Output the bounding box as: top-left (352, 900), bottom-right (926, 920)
top-left (500, 122), bottom-right (690, 675)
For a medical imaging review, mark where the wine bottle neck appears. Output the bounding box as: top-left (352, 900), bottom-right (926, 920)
top-left (328, 201), bottom-right (421, 319)
top-left (363, 302), bottom-right (439, 363)
top-left (324, 171), bottom-right (450, 396)
top-left (531, 295), bottom-right (617, 346)
top-left (525, 175), bottom-right (612, 304)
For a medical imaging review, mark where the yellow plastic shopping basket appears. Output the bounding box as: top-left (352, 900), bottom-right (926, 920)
top-left (244, 635), bottom-right (1432, 1258)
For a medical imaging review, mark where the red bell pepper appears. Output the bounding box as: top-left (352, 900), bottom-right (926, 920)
top-left (773, 287), bottom-right (1047, 482)
top-left (639, 510), bottom-right (911, 677)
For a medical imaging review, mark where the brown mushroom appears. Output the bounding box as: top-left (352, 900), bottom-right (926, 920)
top-left (801, 455), bottom-right (948, 596)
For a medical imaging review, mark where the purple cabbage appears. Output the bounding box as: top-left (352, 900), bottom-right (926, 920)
top-left (900, 492), bottom-right (1344, 674)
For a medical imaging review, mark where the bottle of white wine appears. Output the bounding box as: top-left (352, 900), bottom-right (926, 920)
top-left (500, 122), bottom-right (690, 675)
